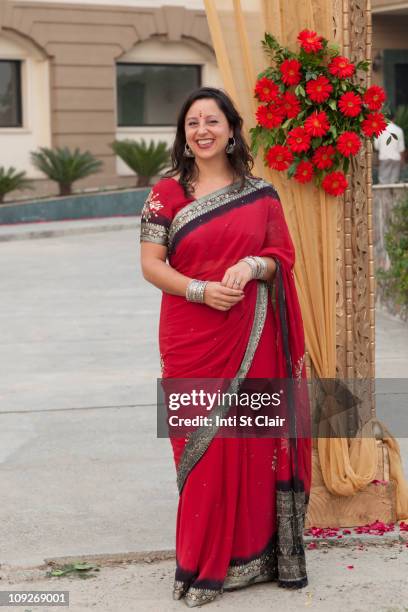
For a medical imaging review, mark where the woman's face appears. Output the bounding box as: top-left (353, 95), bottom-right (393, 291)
top-left (184, 98), bottom-right (233, 162)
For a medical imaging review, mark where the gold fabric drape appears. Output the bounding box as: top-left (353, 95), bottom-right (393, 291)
top-left (204, 0), bottom-right (408, 519)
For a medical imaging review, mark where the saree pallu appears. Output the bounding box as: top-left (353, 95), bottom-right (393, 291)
top-left (140, 176), bottom-right (312, 607)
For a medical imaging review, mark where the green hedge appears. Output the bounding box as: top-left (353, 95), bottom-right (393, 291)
top-left (377, 194), bottom-right (408, 315)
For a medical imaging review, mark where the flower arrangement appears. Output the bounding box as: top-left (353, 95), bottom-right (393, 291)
top-left (250, 29), bottom-right (391, 196)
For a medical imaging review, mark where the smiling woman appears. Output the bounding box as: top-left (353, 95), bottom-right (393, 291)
top-left (163, 87), bottom-right (254, 200)
top-left (139, 86), bottom-right (311, 607)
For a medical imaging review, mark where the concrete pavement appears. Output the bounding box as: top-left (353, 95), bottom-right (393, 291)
top-left (0, 220), bottom-right (177, 567)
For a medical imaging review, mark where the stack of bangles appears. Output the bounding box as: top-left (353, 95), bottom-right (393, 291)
top-left (185, 256), bottom-right (267, 304)
top-left (240, 256), bottom-right (267, 280)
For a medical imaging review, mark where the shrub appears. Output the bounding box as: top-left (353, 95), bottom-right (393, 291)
top-left (111, 139), bottom-right (170, 187)
top-left (377, 194), bottom-right (408, 310)
top-left (394, 105), bottom-right (408, 150)
top-left (0, 166), bottom-right (32, 204)
top-left (30, 147), bottom-right (103, 196)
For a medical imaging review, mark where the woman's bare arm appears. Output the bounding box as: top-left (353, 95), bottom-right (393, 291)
top-left (140, 242), bottom-right (191, 297)
top-left (140, 242), bottom-right (245, 310)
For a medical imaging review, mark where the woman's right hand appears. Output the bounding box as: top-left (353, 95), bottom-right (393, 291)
top-left (203, 281), bottom-right (245, 311)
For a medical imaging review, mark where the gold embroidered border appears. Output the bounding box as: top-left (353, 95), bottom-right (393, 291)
top-left (168, 177), bottom-right (268, 251)
top-left (140, 221), bottom-right (168, 245)
top-left (224, 491), bottom-right (307, 589)
top-left (184, 586), bottom-right (219, 607)
top-left (223, 548), bottom-right (276, 590)
top-left (176, 281), bottom-right (269, 493)
top-left (276, 489), bottom-right (307, 584)
top-left (173, 490), bottom-right (308, 602)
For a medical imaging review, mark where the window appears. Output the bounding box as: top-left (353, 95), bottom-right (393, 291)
top-left (395, 63), bottom-right (408, 107)
top-left (116, 63), bottom-right (201, 127)
top-left (0, 60), bottom-right (22, 128)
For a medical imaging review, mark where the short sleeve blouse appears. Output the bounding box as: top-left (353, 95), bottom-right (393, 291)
top-left (140, 177), bottom-right (192, 248)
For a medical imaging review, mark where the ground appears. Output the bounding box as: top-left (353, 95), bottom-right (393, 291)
top-left (2, 543), bottom-right (408, 612)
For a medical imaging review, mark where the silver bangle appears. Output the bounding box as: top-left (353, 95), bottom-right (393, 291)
top-left (186, 279), bottom-right (208, 303)
top-left (240, 256), bottom-right (267, 280)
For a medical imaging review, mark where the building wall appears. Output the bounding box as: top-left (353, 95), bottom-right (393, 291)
top-left (371, 13), bottom-right (408, 110)
top-left (0, 0), bottom-right (217, 196)
top-left (115, 37), bottom-right (222, 177)
top-left (0, 30), bottom-right (51, 177)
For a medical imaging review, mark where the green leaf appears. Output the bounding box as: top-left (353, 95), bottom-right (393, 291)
top-left (327, 43), bottom-right (340, 56)
top-left (312, 137), bottom-right (323, 149)
top-left (343, 157), bottom-right (350, 174)
top-left (327, 99), bottom-right (337, 111)
top-left (73, 563), bottom-right (95, 571)
top-left (341, 81), bottom-right (348, 91)
top-left (295, 84), bottom-right (306, 97)
top-left (287, 161), bottom-right (298, 178)
top-left (356, 60), bottom-right (370, 72)
top-left (110, 139), bottom-right (170, 187)
top-left (31, 146), bottom-right (103, 195)
top-left (329, 125), bottom-right (338, 139)
top-left (49, 569), bottom-right (65, 576)
top-left (305, 71), bottom-right (317, 81)
top-left (261, 32), bottom-right (282, 56)
top-left (0, 166), bottom-right (33, 202)
top-left (281, 118), bottom-right (293, 129)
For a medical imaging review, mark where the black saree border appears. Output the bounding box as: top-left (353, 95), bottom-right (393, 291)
top-left (167, 177), bottom-right (279, 256)
top-left (175, 281), bottom-right (269, 494)
top-left (173, 487), bottom-right (309, 604)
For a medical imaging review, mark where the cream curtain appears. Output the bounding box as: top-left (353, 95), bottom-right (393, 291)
top-left (204, 0), bottom-right (408, 519)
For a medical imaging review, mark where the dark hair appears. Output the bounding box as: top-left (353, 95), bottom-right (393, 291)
top-left (163, 87), bottom-right (255, 197)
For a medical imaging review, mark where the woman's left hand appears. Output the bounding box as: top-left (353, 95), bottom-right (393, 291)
top-left (220, 261), bottom-right (252, 291)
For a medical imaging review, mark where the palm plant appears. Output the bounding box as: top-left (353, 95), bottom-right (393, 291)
top-left (30, 147), bottom-right (103, 196)
top-left (0, 166), bottom-right (33, 204)
top-left (111, 139), bottom-right (170, 187)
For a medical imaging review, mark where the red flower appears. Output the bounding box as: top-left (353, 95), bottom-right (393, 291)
top-left (280, 92), bottom-right (301, 118)
top-left (328, 56), bottom-right (355, 78)
top-left (297, 29), bottom-right (323, 53)
top-left (280, 59), bottom-right (302, 86)
top-left (336, 131), bottom-right (362, 157)
top-left (354, 520), bottom-right (394, 535)
top-left (338, 92), bottom-right (363, 117)
top-left (294, 160), bottom-right (314, 183)
top-left (256, 104), bottom-right (284, 129)
top-left (361, 112), bottom-right (387, 137)
top-left (254, 77), bottom-right (280, 103)
top-left (304, 111), bottom-right (330, 137)
top-left (306, 75), bottom-right (333, 103)
top-left (266, 145), bottom-right (293, 171)
top-left (363, 85), bottom-right (386, 111)
top-left (312, 145), bottom-right (336, 169)
top-left (287, 127), bottom-right (311, 153)
top-left (322, 171), bottom-right (348, 196)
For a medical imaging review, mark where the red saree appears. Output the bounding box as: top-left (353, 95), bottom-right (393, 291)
top-left (140, 175), bottom-right (312, 607)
